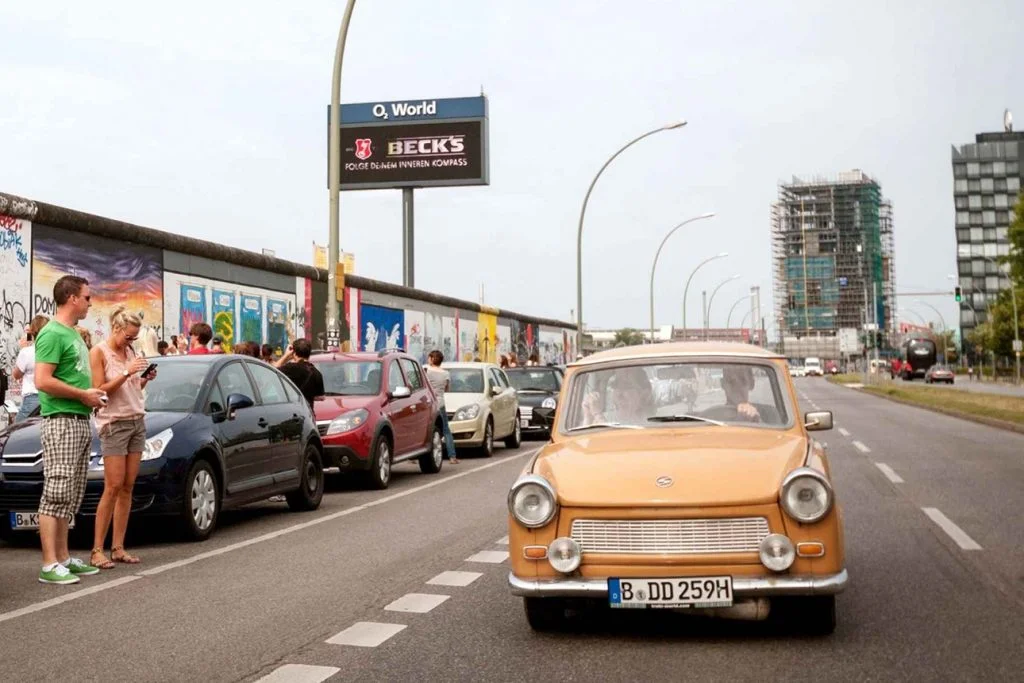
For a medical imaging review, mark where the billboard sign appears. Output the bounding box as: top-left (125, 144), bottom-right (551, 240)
top-left (332, 96), bottom-right (489, 190)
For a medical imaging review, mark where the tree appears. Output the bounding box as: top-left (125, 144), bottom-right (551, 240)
top-left (613, 328), bottom-right (645, 347)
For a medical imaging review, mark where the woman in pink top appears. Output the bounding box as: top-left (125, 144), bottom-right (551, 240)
top-left (89, 307), bottom-right (156, 568)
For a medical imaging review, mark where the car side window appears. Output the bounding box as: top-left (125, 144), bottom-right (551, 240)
top-left (489, 368), bottom-right (505, 390)
top-left (206, 381), bottom-right (225, 414)
top-left (216, 362), bottom-right (256, 402)
top-left (400, 359), bottom-right (424, 390)
top-left (281, 376), bottom-right (301, 404)
top-left (248, 362), bottom-right (289, 405)
top-left (387, 360), bottom-right (404, 393)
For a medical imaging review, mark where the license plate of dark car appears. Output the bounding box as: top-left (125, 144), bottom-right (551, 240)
top-left (608, 576), bottom-right (733, 609)
top-left (9, 511), bottom-right (74, 530)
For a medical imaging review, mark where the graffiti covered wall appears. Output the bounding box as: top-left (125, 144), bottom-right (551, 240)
top-left (0, 215), bottom-right (31, 394)
top-left (360, 304), bottom-right (404, 352)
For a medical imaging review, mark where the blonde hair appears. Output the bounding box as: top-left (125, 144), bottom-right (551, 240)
top-left (110, 306), bottom-right (143, 332)
top-left (28, 315), bottom-right (49, 338)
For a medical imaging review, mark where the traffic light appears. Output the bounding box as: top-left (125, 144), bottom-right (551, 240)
top-left (954, 286), bottom-right (962, 302)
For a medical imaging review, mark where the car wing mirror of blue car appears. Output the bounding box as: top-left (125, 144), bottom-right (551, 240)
top-left (222, 393), bottom-right (255, 421)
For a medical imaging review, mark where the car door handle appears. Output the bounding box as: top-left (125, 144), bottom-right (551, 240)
top-left (257, 418), bottom-right (268, 427)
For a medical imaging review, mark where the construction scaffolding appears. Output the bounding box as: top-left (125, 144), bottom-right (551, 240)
top-left (770, 170), bottom-right (896, 359)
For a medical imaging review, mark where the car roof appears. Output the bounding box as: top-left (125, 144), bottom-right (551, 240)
top-left (573, 342), bottom-right (783, 367)
top-left (443, 362), bottom-right (494, 369)
top-left (310, 351), bottom-right (406, 362)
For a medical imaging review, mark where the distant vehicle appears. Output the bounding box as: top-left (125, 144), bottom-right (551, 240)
top-left (900, 337), bottom-right (937, 381)
top-left (788, 365), bottom-right (806, 378)
top-left (825, 360), bottom-right (839, 375)
top-left (506, 366), bottom-right (562, 438)
top-left (925, 365), bottom-right (955, 385)
top-left (444, 362), bottom-right (521, 457)
top-left (804, 357), bottom-right (823, 377)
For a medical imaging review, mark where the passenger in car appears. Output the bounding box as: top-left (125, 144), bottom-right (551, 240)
top-left (581, 367), bottom-right (655, 426)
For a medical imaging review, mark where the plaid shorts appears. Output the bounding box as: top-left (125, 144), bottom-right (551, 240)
top-left (38, 416), bottom-right (93, 522)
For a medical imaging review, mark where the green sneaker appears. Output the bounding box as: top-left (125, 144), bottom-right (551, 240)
top-left (39, 563), bottom-right (81, 585)
top-left (63, 557), bottom-right (100, 576)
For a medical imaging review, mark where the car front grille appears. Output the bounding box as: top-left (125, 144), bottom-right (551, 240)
top-left (570, 517), bottom-right (770, 555)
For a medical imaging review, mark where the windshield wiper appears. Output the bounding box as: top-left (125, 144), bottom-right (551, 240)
top-left (567, 422), bottom-right (643, 432)
top-left (321, 391), bottom-right (348, 396)
top-left (647, 414), bottom-right (725, 426)
top-left (518, 387), bottom-right (553, 392)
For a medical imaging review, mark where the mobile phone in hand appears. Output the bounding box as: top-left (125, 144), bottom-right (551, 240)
top-left (142, 363), bottom-right (157, 379)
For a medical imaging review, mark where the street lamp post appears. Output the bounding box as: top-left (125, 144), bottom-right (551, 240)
top-left (681, 252), bottom-right (728, 340)
top-left (326, 0), bottom-right (358, 350)
top-left (914, 299), bottom-right (949, 365)
top-left (576, 122), bottom-right (687, 355)
top-left (648, 212), bottom-right (715, 343)
top-left (705, 274), bottom-right (741, 340)
top-left (984, 256), bottom-right (1020, 384)
top-left (725, 293), bottom-right (748, 329)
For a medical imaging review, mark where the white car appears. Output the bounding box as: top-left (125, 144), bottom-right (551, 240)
top-left (804, 358), bottom-right (823, 377)
top-left (443, 362), bottom-right (521, 456)
top-left (789, 365), bottom-right (807, 378)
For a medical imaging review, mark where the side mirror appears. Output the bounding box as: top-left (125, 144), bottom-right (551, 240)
top-left (390, 385), bottom-right (412, 400)
top-left (226, 393), bottom-right (254, 421)
top-left (491, 385), bottom-right (503, 397)
top-left (804, 411), bottom-right (833, 431)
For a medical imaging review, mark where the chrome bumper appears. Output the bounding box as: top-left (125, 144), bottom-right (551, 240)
top-left (508, 568), bottom-right (848, 598)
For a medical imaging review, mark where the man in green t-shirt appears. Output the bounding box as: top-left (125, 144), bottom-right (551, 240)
top-left (33, 275), bottom-right (107, 585)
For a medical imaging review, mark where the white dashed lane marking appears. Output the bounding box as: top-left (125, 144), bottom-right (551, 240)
top-left (838, 427), bottom-right (850, 437)
top-left (384, 593), bottom-right (450, 614)
top-left (326, 622), bottom-right (407, 647)
top-left (852, 440), bottom-right (871, 453)
top-left (496, 535), bottom-right (509, 545)
top-left (465, 550), bottom-right (509, 564)
top-left (922, 508), bottom-right (982, 551)
top-left (427, 571), bottom-right (482, 587)
top-left (255, 664), bottom-right (340, 683)
top-left (874, 462), bottom-right (904, 484)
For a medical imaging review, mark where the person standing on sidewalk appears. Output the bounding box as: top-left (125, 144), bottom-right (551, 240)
top-left (12, 315), bottom-right (50, 423)
top-left (89, 307), bottom-right (156, 569)
top-left (188, 322), bottom-right (213, 354)
top-left (277, 339), bottom-right (325, 411)
top-left (33, 275), bottom-right (108, 585)
top-left (425, 350), bottom-right (458, 464)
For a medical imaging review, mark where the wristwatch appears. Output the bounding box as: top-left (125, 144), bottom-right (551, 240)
top-left (122, 369), bottom-right (130, 378)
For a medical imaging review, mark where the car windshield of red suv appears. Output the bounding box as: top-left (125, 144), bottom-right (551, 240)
top-left (317, 360), bottom-right (383, 396)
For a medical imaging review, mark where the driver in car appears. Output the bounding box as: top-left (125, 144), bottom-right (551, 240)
top-left (721, 366), bottom-right (761, 422)
top-left (581, 367), bottom-right (655, 426)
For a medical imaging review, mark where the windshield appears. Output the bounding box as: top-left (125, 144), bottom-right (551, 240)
top-left (563, 361), bottom-right (791, 431)
top-left (144, 362), bottom-right (208, 412)
top-left (506, 368), bottom-right (560, 392)
top-left (315, 360), bottom-right (382, 396)
top-left (447, 369), bottom-right (484, 393)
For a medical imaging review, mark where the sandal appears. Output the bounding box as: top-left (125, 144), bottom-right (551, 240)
top-left (110, 546), bottom-right (141, 565)
top-left (90, 548), bottom-right (116, 570)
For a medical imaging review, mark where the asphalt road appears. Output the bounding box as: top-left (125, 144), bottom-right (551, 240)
top-left (2, 382), bottom-right (1023, 682)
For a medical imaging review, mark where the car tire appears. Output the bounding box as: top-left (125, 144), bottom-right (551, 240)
top-left (504, 413), bottom-right (522, 449)
top-left (180, 459), bottom-right (220, 542)
top-left (776, 595), bottom-right (836, 635)
top-left (523, 597), bottom-right (567, 632)
top-left (286, 444), bottom-right (324, 512)
top-left (479, 418), bottom-right (494, 458)
top-left (364, 433), bottom-right (392, 490)
top-left (419, 426), bottom-right (444, 474)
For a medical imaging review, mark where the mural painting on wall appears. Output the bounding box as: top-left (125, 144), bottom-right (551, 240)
top-left (212, 290), bottom-right (235, 351)
top-left (240, 295), bottom-right (263, 344)
top-left (33, 225), bottom-right (163, 346)
top-left (459, 318), bottom-right (478, 361)
top-left (1, 215), bottom-right (31, 394)
top-left (423, 313), bottom-right (442, 361)
top-left (441, 316), bottom-right (456, 361)
top-left (496, 325), bottom-right (511, 358)
top-left (405, 311), bottom-right (425, 363)
top-left (539, 330), bottom-right (565, 365)
top-left (180, 285), bottom-right (206, 337)
top-left (267, 299), bottom-right (290, 355)
top-left (508, 320), bottom-right (538, 361)
top-left (361, 304), bottom-right (403, 352)
top-left (477, 312), bottom-right (498, 364)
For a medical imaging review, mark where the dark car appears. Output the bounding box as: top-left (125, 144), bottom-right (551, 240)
top-left (0, 355), bottom-right (324, 543)
top-left (310, 351), bottom-right (444, 490)
top-left (505, 366), bottom-right (563, 438)
top-left (925, 365), bottom-right (955, 384)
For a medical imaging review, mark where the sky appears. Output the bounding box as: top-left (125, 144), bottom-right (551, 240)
top-left (1, 1), bottom-right (1020, 334)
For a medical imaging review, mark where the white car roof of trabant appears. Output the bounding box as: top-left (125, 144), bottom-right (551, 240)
top-left (571, 342), bottom-right (783, 368)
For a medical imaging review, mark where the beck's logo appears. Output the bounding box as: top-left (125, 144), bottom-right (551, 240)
top-left (354, 138), bottom-right (373, 160)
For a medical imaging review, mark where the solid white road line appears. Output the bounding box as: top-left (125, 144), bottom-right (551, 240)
top-left (427, 571), bottom-right (482, 587)
top-left (384, 593), bottom-right (450, 614)
top-left (838, 427), bottom-right (851, 437)
top-left (874, 462), bottom-right (904, 484)
top-left (0, 448), bottom-right (540, 626)
top-left (496, 535), bottom-right (509, 545)
top-left (326, 622), bottom-right (407, 647)
top-left (852, 440), bottom-right (871, 453)
top-left (922, 508), bottom-right (982, 551)
top-left (256, 664), bottom-right (340, 683)
top-left (465, 550), bottom-right (509, 564)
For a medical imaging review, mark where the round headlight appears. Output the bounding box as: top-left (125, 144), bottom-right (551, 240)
top-left (507, 475), bottom-right (557, 528)
top-left (759, 533), bottom-right (795, 572)
top-left (780, 468), bottom-right (834, 523)
top-left (547, 537), bottom-right (581, 574)
top-left (541, 397), bottom-right (557, 410)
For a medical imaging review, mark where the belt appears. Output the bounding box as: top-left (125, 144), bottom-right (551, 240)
top-left (43, 413), bottom-right (91, 421)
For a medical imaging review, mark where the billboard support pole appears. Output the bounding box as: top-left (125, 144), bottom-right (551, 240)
top-left (402, 188), bottom-right (415, 288)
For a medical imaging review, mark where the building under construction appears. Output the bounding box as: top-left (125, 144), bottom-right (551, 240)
top-left (770, 170), bottom-right (896, 360)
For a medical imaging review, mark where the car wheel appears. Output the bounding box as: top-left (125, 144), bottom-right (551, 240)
top-left (419, 426), bottom-right (444, 474)
top-left (504, 413), bottom-right (522, 449)
top-left (364, 434), bottom-right (392, 490)
top-left (523, 597), bottom-right (567, 632)
top-left (479, 418), bottom-right (494, 458)
top-left (776, 595), bottom-right (836, 635)
top-left (286, 444), bottom-right (324, 511)
top-left (180, 459), bottom-right (220, 542)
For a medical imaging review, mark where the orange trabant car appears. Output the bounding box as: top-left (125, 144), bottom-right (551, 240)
top-left (507, 342), bottom-right (846, 634)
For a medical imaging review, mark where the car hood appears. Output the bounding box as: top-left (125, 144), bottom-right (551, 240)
top-left (0, 411), bottom-right (189, 457)
top-left (514, 390), bottom-right (557, 407)
top-left (313, 395), bottom-right (380, 421)
top-left (533, 429), bottom-right (807, 507)
top-left (443, 393), bottom-right (487, 413)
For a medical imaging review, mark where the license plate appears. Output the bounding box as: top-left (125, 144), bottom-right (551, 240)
top-left (520, 418), bottom-right (530, 428)
top-left (9, 511), bottom-right (75, 530)
top-left (608, 576), bottom-right (733, 609)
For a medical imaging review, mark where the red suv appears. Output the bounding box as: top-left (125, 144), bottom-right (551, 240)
top-left (310, 351), bottom-right (444, 489)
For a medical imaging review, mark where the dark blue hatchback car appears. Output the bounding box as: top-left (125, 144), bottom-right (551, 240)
top-left (0, 355), bottom-right (324, 542)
